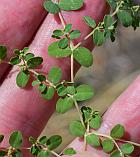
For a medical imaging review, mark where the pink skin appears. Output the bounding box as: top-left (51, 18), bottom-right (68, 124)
top-left (0, 0), bottom-right (109, 147)
top-left (0, 0), bottom-right (140, 157)
top-left (0, 0), bottom-right (46, 79)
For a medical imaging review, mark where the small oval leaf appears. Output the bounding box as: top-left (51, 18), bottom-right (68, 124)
top-left (69, 121), bottom-right (85, 137)
top-left (73, 47), bottom-right (93, 67)
top-left (9, 131), bottom-right (23, 148)
top-left (16, 71), bottom-right (30, 88)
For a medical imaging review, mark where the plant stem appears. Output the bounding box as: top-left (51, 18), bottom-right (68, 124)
top-left (87, 132), bottom-right (124, 157)
top-left (51, 150), bottom-right (61, 157)
top-left (70, 41), bottom-right (74, 83)
top-left (41, 144), bottom-right (61, 157)
top-left (73, 99), bottom-right (85, 127)
top-left (113, 139), bottom-right (124, 157)
top-left (111, 1), bottom-right (123, 17)
top-left (73, 29), bottom-right (96, 51)
top-left (83, 134), bottom-right (88, 151)
top-left (58, 12), bottom-right (66, 28)
top-left (114, 138), bottom-right (140, 147)
top-left (84, 122), bottom-right (90, 151)
top-left (73, 1), bottom-right (123, 51)
top-left (57, 14), bottom-right (86, 141)
top-left (70, 53), bottom-right (74, 83)
top-left (58, 11), bottom-right (75, 84)
top-left (29, 69), bottom-right (56, 88)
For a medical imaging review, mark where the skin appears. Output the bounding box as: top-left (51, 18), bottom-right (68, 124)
top-left (0, 0), bottom-right (140, 156)
top-left (0, 0), bottom-right (46, 80)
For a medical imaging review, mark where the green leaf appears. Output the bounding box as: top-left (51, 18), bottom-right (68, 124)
top-left (102, 139), bottom-right (114, 153)
top-left (83, 16), bottom-right (96, 28)
top-left (117, 10), bottom-right (132, 27)
top-left (63, 148), bottom-right (76, 156)
top-left (0, 135), bottom-right (4, 143)
top-left (70, 30), bottom-right (81, 40)
top-left (56, 96), bottom-right (74, 113)
top-left (73, 47), bottom-right (93, 67)
top-left (59, 0), bottom-right (84, 11)
top-left (9, 131), bottom-right (23, 149)
top-left (89, 114), bottom-right (102, 130)
top-left (74, 84), bottom-right (94, 101)
top-left (0, 45), bottom-right (7, 60)
top-left (37, 74), bottom-right (46, 82)
top-left (81, 106), bottom-right (92, 123)
top-left (24, 53), bottom-right (34, 61)
top-left (27, 57), bottom-right (43, 69)
top-left (0, 150), bottom-right (7, 156)
top-left (58, 38), bottom-right (69, 49)
top-left (47, 135), bottom-right (62, 150)
top-left (42, 87), bottom-right (55, 100)
top-left (64, 24), bottom-right (72, 33)
top-left (30, 145), bottom-right (40, 156)
top-left (38, 84), bottom-right (46, 92)
top-left (104, 15), bottom-right (113, 28)
top-left (23, 47), bottom-right (29, 53)
top-left (120, 143), bottom-right (134, 154)
top-left (56, 84), bottom-right (67, 96)
top-left (13, 151), bottom-right (23, 157)
top-left (9, 56), bottom-right (21, 65)
top-left (66, 86), bottom-right (76, 95)
top-left (37, 151), bottom-right (50, 157)
top-left (39, 136), bottom-right (48, 144)
top-left (32, 80), bottom-right (40, 86)
top-left (16, 71), bottom-right (30, 88)
top-left (43, 0), bottom-right (60, 14)
top-left (48, 42), bottom-right (72, 58)
top-left (93, 29), bottom-right (105, 46)
top-left (69, 121), bottom-right (85, 137)
top-left (29, 136), bottom-right (36, 144)
top-left (110, 150), bottom-right (122, 157)
top-left (48, 67), bottom-right (62, 84)
top-left (14, 49), bottom-right (20, 55)
top-left (53, 30), bottom-right (64, 37)
top-left (107, 0), bottom-right (117, 9)
top-left (86, 134), bottom-right (100, 147)
top-left (110, 124), bottom-right (125, 138)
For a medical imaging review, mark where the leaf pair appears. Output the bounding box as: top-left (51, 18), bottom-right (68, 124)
top-left (86, 123), bottom-right (134, 156)
top-left (30, 135), bottom-right (62, 157)
top-left (56, 84), bottom-right (94, 114)
top-left (44, 0), bottom-right (84, 14)
top-left (32, 67), bottom-right (62, 100)
top-left (48, 42), bottom-right (93, 67)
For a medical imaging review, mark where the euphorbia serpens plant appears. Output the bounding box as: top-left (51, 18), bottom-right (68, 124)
top-left (0, 0), bottom-right (140, 156)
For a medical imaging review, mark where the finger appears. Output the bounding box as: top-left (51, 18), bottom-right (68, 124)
top-left (64, 74), bottom-right (140, 156)
top-left (0, 0), bottom-right (47, 80)
top-left (63, 151), bottom-right (101, 157)
top-left (0, 0), bottom-right (109, 147)
top-left (99, 74), bottom-right (140, 141)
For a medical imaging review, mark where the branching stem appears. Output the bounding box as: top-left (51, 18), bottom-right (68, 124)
top-left (87, 131), bottom-right (129, 157)
top-left (114, 138), bottom-right (140, 147)
top-left (29, 69), bottom-right (56, 88)
top-left (50, 150), bottom-right (61, 157)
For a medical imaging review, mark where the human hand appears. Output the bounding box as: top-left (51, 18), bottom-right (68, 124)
top-left (0, 0), bottom-right (140, 156)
